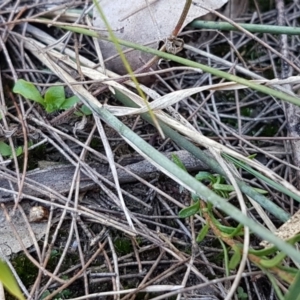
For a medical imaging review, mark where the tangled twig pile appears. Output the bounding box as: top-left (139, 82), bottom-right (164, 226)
top-left (1, 1), bottom-right (300, 299)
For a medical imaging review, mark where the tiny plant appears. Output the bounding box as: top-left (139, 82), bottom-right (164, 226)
top-left (0, 141), bottom-right (32, 158)
top-left (0, 141), bottom-right (13, 157)
top-left (5, 80), bottom-right (92, 158)
top-left (0, 79), bottom-right (93, 158)
top-left (172, 154), bottom-right (246, 243)
top-left (172, 153), bottom-right (300, 299)
top-left (13, 79), bottom-right (92, 114)
top-left (237, 287), bottom-right (248, 299)
top-left (176, 170), bottom-right (245, 243)
top-left (41, 288), bottom-right (72, 300)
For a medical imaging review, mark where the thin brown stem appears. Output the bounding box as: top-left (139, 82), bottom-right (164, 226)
top-left (172, 0), bottom-right (192, 36)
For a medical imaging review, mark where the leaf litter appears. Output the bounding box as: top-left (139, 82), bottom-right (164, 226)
top-left (1, 0), bottom-right (300, 299)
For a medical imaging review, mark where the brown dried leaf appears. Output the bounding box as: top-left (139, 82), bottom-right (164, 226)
top-left (93, 0), bottom-right (229, 73)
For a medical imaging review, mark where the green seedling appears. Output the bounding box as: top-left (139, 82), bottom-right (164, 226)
top-left (173, 154), bottom-right (245, 232)
top-left (196, 223), bottom-right (209, 242)
top-left (173, 154), bottom-right (300, 292)
top-left (0, 141), bottom-right (12, 157)
top-left (237, 287), bottom-right (248, 299)
top-left (0, 141), bottom-right (32, 158)
top-left (259, 251), bottom-right (287, 268)
top-left (41, 288), bottom-right (72, 300)
top-left (173, 154), bottom-right (246, 243)
top-left (13, 79), bottom-right (92, 114)
top-left (178, 200), bottom-right (200, 218)
top-left (171, 153), bottom-right (187, 172)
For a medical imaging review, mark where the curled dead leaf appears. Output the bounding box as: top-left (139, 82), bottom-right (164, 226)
top-left (29, 206), bottom-right (49, 223)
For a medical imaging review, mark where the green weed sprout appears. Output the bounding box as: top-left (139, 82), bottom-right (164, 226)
top-left (172, 153), bottom-right (300, 299)
top-left (0, 141), bottom-right (32, 158)
top-left (13, 79), bottom-right (91, 114)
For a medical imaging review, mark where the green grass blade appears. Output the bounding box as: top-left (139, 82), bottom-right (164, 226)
top-left (0, 260), bottom-right (25, 300)
top-left (222, 153), bottom-right (300, 204)
top-left (94, 104), bottom-right (300, 264)
top-left (114, 89), bottom-right (289, 222)
top-left (285, 270), bottom-right (300, 300)
top-left (191, 20), bottom-right (300, 36)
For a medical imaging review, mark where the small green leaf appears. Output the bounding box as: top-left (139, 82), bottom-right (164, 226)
top-left (215, 174), bottom-right (223, 184)
top-left (237, 287), bottom-right (248, 299)
top-left (229, 245), bottom-right (241, 270)
top-left (249, 245), bottom-right (279, 257)
top-left (219, 238), bottom-right (229, 276)
top-left (253, 188), bottom-right (268, 194)
top-left (247, 153), bottom-right (257, 160)
top-left (195, 171), bottom-right (215, 183)
top-left (216, 190), bottom-right (230, 198)
top-left (15, 146), bottom-right (23, 157)
top-left (74, 105), bottom-right (92, 116)
top-left (179, 200), bottom-right (200, 218)
top-left (44, 86), bottom-right (66, 113)
top-left (171, 154), bottom-right (187, 172)
top-left (0, 259), bottom-right (25, 300)
top-left (60, 95), bottom-right (80, 110)
top-left (13, 79), bottom-right (44, 105)
top-left (212, 183), bottom-right (235, 192)
top-left (196, 223), bottom-right (209, 242)
top-left (215, 223), bottom-right (244, 238)
top-left (260, 251), bottom-right (286, 268)
top-left (224, 223), bottom-right (244, 238)
top-left (276, 265), bottom-right (299, 275)
top-left (216, 224), bottom-right (238, 235)
top-left (0, 141), bottom-right (12, 157)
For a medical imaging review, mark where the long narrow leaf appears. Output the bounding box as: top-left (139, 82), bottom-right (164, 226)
top-left (196, 223), bottom-right (209, 242)
top-left (222, 153), bottom-right (300, 204)
top-left (179, 200), bottom-right (200, 218)
top-left (114, 89), bottom-right (290, 222)
top-left (285, 270), bottom-right (300, 300)
top-left (0, 260), bottom-right (25, 300)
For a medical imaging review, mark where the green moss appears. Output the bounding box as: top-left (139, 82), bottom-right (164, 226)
top-left (90, 137), bottom-right (103, 149)
top-left (46, 249), bottom-right (79, 274)
top-left (240, 107), bottom-right (253, 117)
top-left (114, 237), bottom-right (132, 255)
top-left (11, 254), bottom-right (38, 287)
top-left (41, 288), bottom-right (72, 299)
